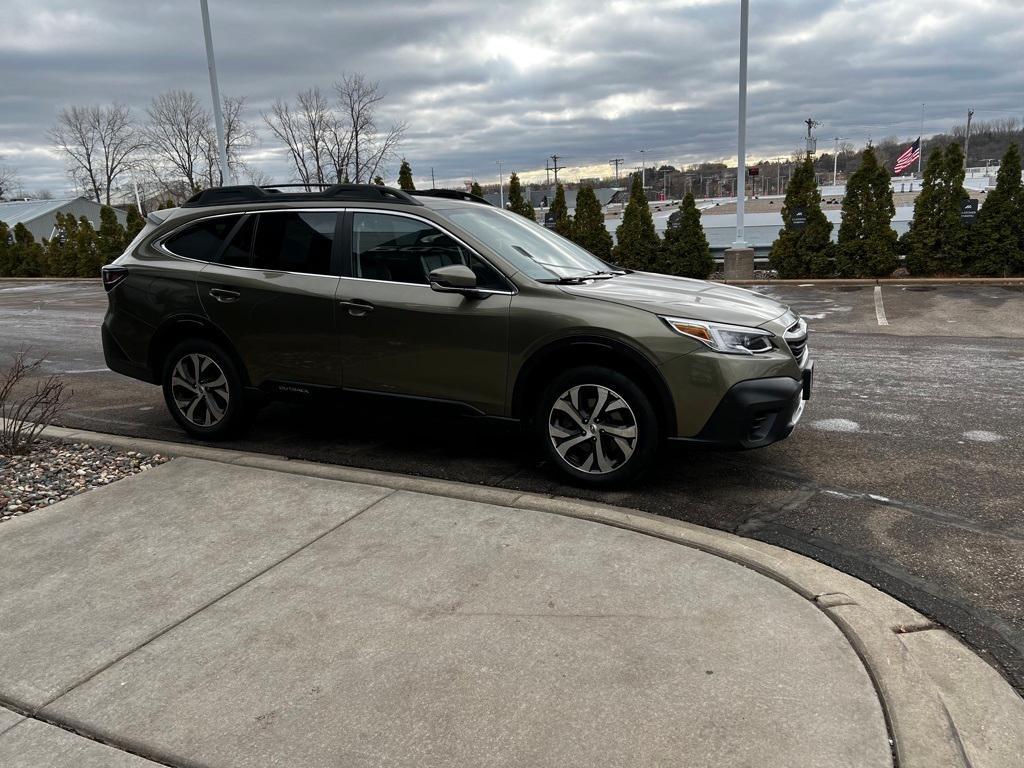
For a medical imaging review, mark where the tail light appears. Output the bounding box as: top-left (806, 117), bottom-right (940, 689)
top-left (101, 266), bottom-right (128, 292)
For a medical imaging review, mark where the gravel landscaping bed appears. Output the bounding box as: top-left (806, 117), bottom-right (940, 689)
top-left (1, 440), bottom-right (168, 521)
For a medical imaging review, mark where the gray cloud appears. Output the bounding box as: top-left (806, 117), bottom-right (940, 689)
top-left (1, 0), bottom-right (1021, 193)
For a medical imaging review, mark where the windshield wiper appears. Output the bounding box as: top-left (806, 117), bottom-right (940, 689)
top-left (537, 271), bottom-right (622, 285)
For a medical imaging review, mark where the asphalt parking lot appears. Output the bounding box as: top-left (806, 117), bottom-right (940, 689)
top-left (3, 278), bottom-right (1023, 693)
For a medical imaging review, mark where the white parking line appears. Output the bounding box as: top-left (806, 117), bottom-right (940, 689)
top-left (873, 285), bottom-right (889, 326)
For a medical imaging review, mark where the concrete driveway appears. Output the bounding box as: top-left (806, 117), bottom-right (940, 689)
top-left (0, 457), bottom-right (902, 767)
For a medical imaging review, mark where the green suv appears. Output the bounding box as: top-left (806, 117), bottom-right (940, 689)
top-left (101, 184), bottom-right (813, 485)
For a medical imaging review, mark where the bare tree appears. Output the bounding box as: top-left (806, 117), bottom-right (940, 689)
top-left (49, 104), bottom-right (143, 204)
top-left (263, 87), bottom-right (342, 189)
top-left (0, 162), bottom-right (21, 200)
top-left (145, 90), bottom-right (211, 193)
top-left (335, 73), bottom-right (406, 183)
top-left (200, 95), bottom-right (256, 187)
top-left (243, 164), bottom-right (273, 186)
top-left (263, 73), bottom-right (405, 187)
top-left (223, 95), bottom-right (256, 179)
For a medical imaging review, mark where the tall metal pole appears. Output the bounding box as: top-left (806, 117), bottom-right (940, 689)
top-left (963, 108), bottom-right (974, 170)
top-left (733, 0), bottom-right (749, 247)
top-left (200, 0), bottom-right (230, 186)
top-left (918, 103), bottom-right (925, 177)
top-left (496, 160), bottom-right (504, 208)
top-left (832, 137), bottom-right (846, 186)
top-left (638, 149), bottom-right (647, 189)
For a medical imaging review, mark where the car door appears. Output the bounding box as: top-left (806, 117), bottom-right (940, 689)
top-left (195, 210), bottom-right (343, 388)
top-left (336, 210), bottom-right (512, 415)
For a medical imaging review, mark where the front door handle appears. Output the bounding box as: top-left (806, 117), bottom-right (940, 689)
top-left (209, 288), bottom-right (240, 303)
top-left (339, 299), bottom-right (375, 316)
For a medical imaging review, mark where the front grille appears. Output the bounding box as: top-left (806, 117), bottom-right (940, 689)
top-left (784, 320), bottom-right (808, 363)
top-left (787, 337), bottom-right (806, 360)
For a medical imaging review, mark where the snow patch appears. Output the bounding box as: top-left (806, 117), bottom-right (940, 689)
top-left (812, 418), bottom-right (861, 433)
top-left (962, 430), bottom-right (1005, 443)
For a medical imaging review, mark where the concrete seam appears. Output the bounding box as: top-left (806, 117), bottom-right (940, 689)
top-left (0, 713), bottom-right (187, 768)
top-left (12, 490), bottom-right (398, 768)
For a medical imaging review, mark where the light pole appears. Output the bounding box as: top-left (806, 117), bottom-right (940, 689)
top-left (724, 0), bottom-right (753, 280)
top-left (832, 136), bottom-right (846, 186)
top-left (638, 149), bottom-right (647, 189)
top-left (495, 160), bottom-right (504, 208)
top-left (733, 0), bottom-right (748, 248)
top-left (200, 0), bottom-right (230, 186)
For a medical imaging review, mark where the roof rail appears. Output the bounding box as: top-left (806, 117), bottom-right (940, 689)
top-left (413, 188), bottom-right (493, 206)
top-left (181, 184), bottom-right (423, 208)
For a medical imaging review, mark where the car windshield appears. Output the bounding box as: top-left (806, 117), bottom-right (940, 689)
top-left (437, 205), bottom-right (615, 280)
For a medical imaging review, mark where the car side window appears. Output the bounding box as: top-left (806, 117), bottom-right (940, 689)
top-left (216, 216), bottom-right (254, 267)
top-left (163, 215), bottom-right (242, 261)
top-left (252, 212), bottom-right (337, 275)
top-left (352, 212), bottom-right (508, 290)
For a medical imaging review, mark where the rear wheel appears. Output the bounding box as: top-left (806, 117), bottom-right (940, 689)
top-left (162, 339), bottom-right (246, 440)
top-left (537, 366), bottom-right (659, 486)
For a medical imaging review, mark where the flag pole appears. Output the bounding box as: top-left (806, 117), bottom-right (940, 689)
top-left (917, 103), bottom-right (925, 178)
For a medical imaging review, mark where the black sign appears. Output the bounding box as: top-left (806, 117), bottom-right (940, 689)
top-left (543, 211), bottom-right (556, 229)
top-left (791, 207), bottom-right (807, 230)
top-left (748, 166), bottom-right (759, 177)
top-left (960, 198), bottom-right (979, 226)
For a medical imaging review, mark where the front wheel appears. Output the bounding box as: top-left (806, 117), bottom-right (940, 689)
top-left (162, 339), bottom-right (246, 440)
top-left (537, 366), bottom-right (659, 486)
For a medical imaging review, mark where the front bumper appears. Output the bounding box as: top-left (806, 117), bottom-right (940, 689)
top-left (671, 361), bottom-right (813, 449)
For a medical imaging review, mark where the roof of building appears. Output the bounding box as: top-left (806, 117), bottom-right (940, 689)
top-left (0, 198), bottom-right (79, 227)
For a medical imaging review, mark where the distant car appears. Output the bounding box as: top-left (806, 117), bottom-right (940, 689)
top-left (101, 184), bottom-right (813, 485)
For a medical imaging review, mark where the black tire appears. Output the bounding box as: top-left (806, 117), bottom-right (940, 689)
top-left (161, 338), bottom-right (247, 440)
top-left (536, 365), bottom-right (659, 486)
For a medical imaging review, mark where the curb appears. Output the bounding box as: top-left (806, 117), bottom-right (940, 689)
top-left (715, 277), bottom-right (1024, 287)
top-left (31, 424), bottom-right (1024, 767)
top-left (0, 277), bottom-right (101, 282)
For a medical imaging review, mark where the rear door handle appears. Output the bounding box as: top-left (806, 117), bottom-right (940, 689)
top-left (339, 299), bottom-right (375, 316)
top-left (209, 288), bottom-right (240, 304)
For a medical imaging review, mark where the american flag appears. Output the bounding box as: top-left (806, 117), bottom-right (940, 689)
top-left (894, 138), bottom-right (921, 174)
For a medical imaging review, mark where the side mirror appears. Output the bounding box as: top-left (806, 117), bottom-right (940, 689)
top-left (428, 264), bottom-right (482, 297)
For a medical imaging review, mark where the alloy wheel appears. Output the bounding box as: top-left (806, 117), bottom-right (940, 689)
top-left (170, 353), bottom-right (230, 427)
top-left (548, 384), bottom-right (638, 474)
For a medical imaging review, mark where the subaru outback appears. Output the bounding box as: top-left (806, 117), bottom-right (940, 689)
top-left (101, 184), bottom-right (813, 486)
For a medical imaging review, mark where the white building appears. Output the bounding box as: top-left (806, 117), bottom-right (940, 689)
top-left (0, 197), bottom-right (127, 242)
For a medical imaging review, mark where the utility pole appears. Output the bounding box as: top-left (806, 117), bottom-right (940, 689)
top-left (199, 0), bottom-right (230, 186)
top-left (609, 158), bottom-right (623, 181)
top-left (832, 137), bottom-right (846, 186)
top-left (638, 149), bottom-right (648, 188)
top-left (495, 160), bottom-right (504, 208)
top-left (430, 167), bottom-right (436, 188)
top-left (804, 118), bottom-right (820, 157)
top-left (550, 154), bottom-right (564, 186)
top-left (963, 108), bottom-right (974, 170)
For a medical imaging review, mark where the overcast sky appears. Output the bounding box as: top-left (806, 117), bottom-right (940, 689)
top-left (2, 0), bottom-right (1022, 195)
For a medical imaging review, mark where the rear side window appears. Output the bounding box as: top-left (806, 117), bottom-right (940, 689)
top-left (252, 212), bottom-right (337, 275)
top-left (162, 215), bottom-right (241, 261)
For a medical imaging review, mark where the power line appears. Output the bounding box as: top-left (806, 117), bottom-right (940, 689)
top-left (609, 158), bottom-right (624, 180)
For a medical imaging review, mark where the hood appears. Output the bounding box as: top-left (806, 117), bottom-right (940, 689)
top-left (559, 272), bottom-right (792, 328)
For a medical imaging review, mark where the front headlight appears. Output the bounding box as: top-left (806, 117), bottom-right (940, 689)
top-left (661, 316), bottom-right (775, 355)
